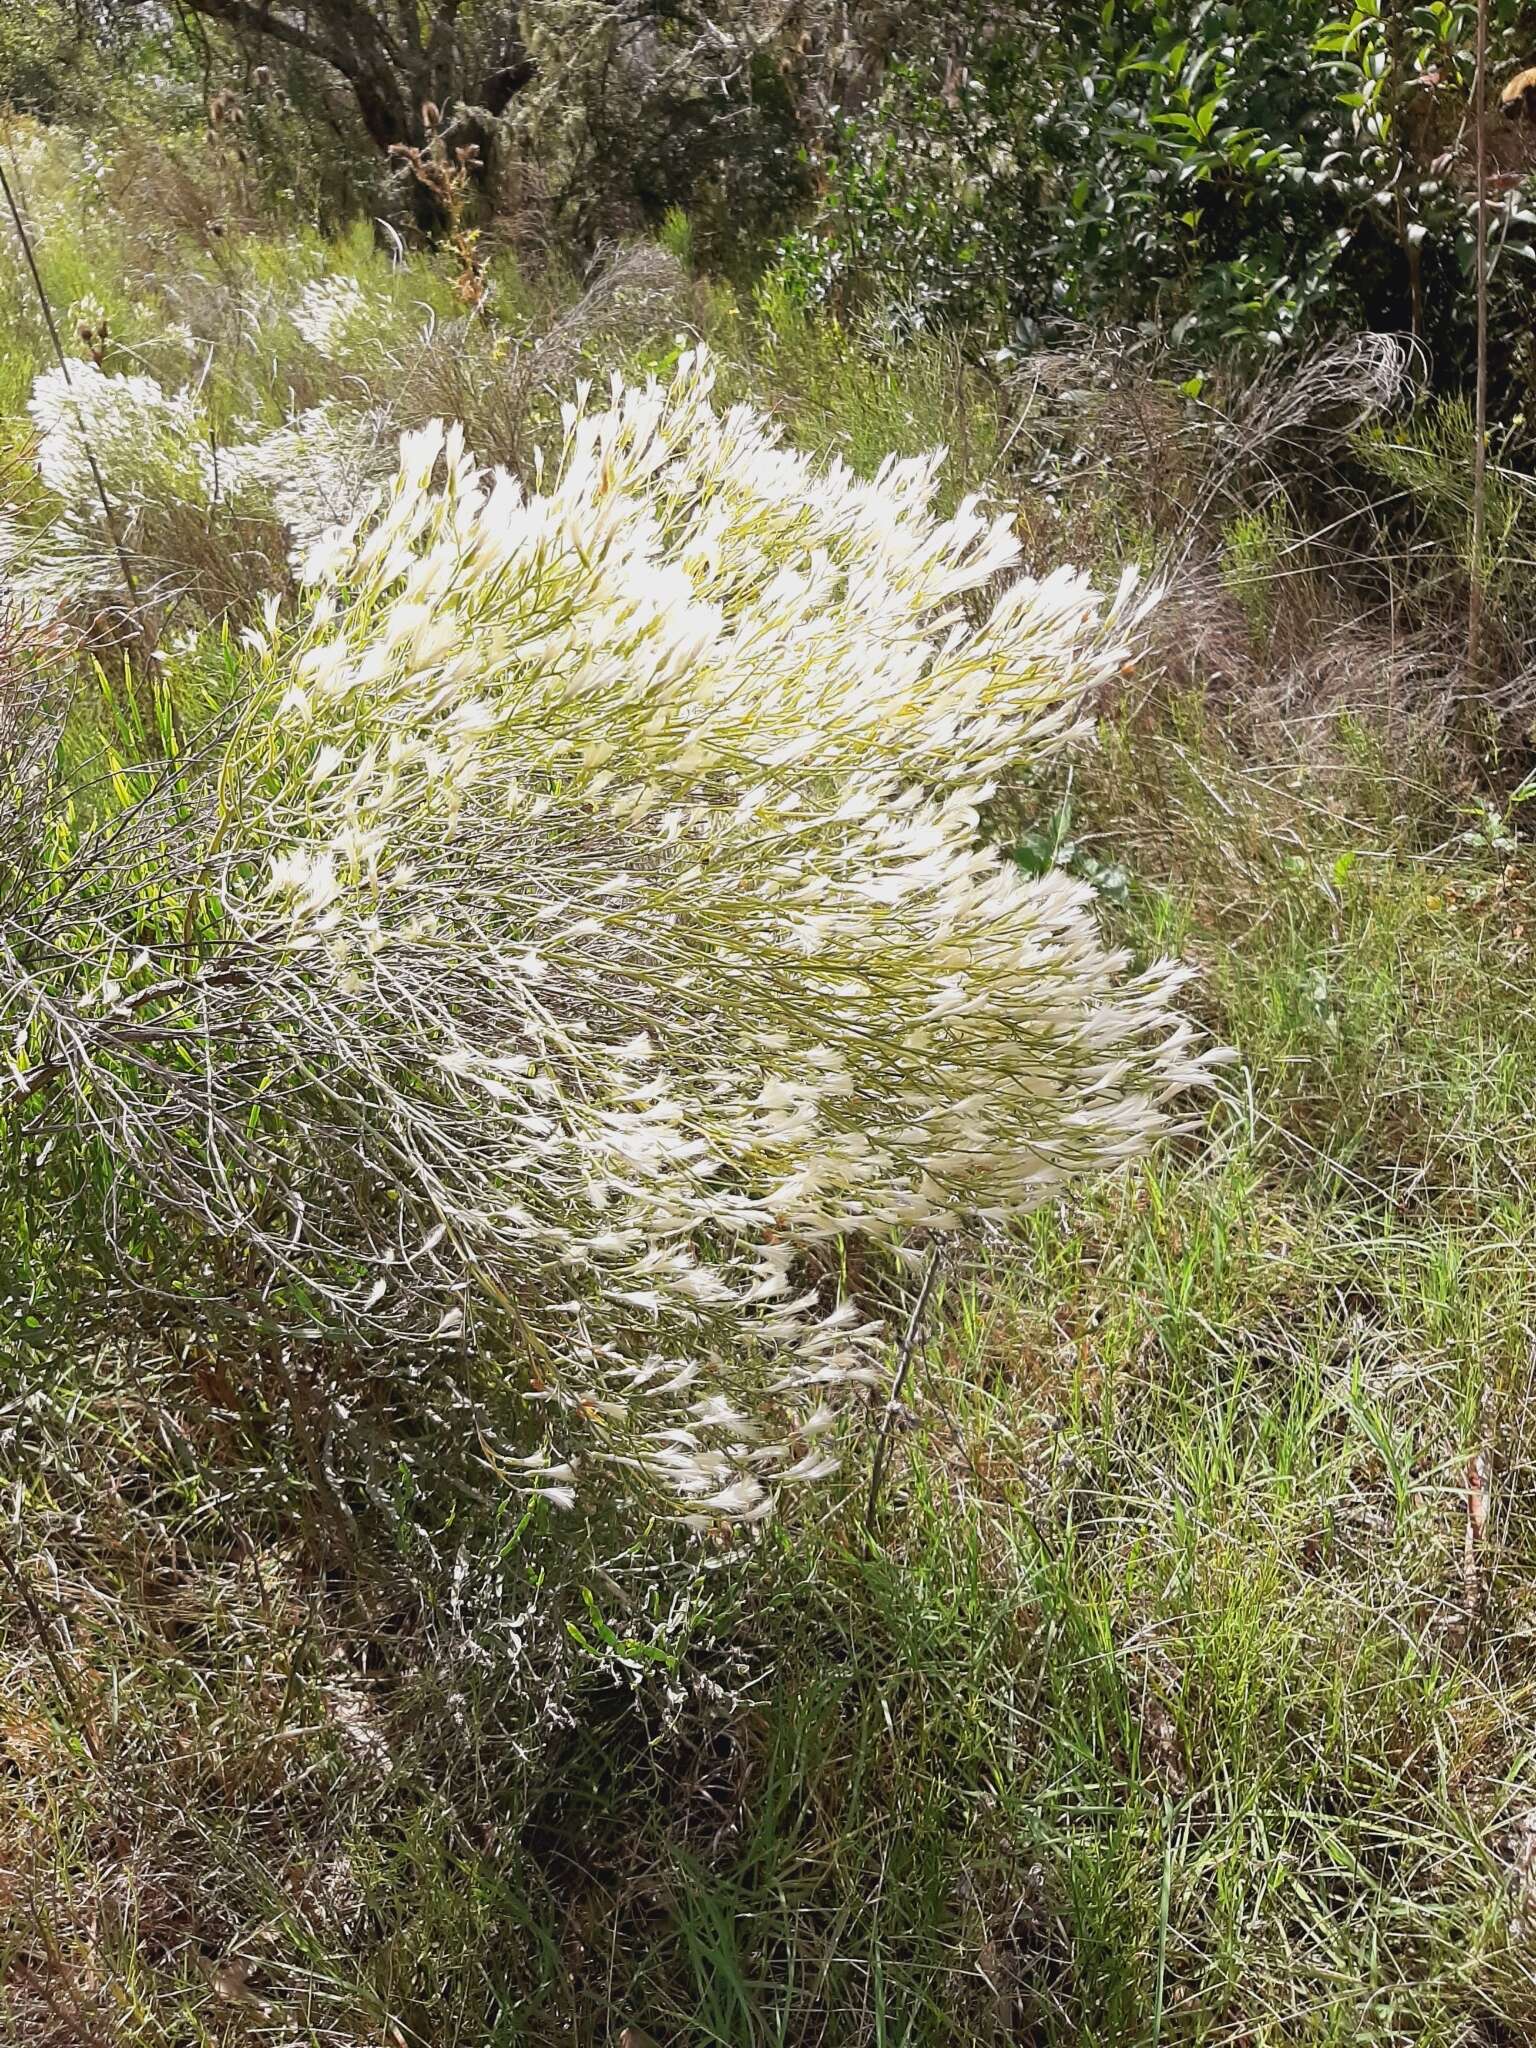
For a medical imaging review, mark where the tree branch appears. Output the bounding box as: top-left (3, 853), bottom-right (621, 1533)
top-left (171, 0), bottom-right (422, 148)
top-left (170, 0), bottom-right (358, 78)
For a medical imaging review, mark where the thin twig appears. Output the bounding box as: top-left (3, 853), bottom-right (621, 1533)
top-left (1468, 0), bottom-right (1489, 675)
top-left (0, 150), bottom-right (139, 609)
top-left (0, 1528), bottom-right (102, 1762)
top-left (864, 1246), bottom-right (940, 1537)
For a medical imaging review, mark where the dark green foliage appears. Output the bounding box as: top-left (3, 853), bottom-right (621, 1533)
top-left (779, 0), bottom-right (1536, 390)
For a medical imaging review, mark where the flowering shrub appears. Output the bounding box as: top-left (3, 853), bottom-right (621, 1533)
top-left (290, 273), bottom-right (372, 356)
top-left (4, 362), bottom-right (210, 607)
top-left (222, 401), bottom-right (397, 557)
top-left (2, 362), bottom-right (396, 610)
top-left (6, 352), bottom-right (1208, 1521)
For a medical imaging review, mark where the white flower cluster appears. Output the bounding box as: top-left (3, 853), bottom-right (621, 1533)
top-left (291, 273), bottom-right (373, 358)
top-left (2, 363), bottom-right (396, 607)
top-left (34, 357), bottom-right (208, 510)
top-left (0, 364), bottom-right (201, 608)
top-left (221, 401), bottom-right (397, 555)
top-left (207, 351), bottom-right (1209, 1520)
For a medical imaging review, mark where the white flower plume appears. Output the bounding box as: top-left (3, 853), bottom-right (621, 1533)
top-left (9, 350), bottom-right (1211, 1522)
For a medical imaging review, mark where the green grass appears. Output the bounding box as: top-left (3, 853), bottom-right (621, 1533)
top-left (9, 701), bottom-right (1536, 2045)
